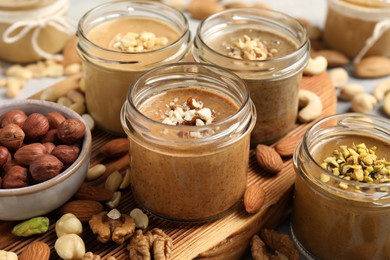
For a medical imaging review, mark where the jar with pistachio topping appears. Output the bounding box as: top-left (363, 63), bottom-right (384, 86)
top-left (292, 113), bottom-right (390, 260)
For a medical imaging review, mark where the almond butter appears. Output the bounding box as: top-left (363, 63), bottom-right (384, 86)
top-left (99, 138), bottom-right (129, 158)
top-left (59, 199), bottom-right (103, 222)
top-left (255, 145), bottom-right (283, 174)
top-left (74, 183), bottom-right (113, 201)
top-left (244, 184), bottom-right (266, 214)
top-left (19, 241), bottom-right (50, 260)
top-left (354, 56), bottom-right (390, 78)
top-left (62, 35), bottom-right (81, 67)
top-left (274, 135), bottom-right (302, 158)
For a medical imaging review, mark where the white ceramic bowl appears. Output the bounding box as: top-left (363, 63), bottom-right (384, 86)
top-left (0, 100), bottom-right (92, 220)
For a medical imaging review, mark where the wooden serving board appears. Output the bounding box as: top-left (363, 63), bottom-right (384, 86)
top-left (0, 72), bottom-right (336, 259)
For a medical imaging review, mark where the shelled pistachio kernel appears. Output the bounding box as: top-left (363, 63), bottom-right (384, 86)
top-left (321, 143), bottom-right (390, 189)
top-left (110, 31), bottom-right (169, 52)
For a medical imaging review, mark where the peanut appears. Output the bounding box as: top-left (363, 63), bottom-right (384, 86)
top-left (105, 171), bottom-right (123, 192)
top-left (86, 164), bottom-right (106, 181)
top-left (106, 191), bottom-right (121, 209)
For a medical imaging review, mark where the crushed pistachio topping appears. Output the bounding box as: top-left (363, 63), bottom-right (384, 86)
top-left (226, 35), bottom-right (278, 61)
top-left (321, 143), bottom-right (390, 186)
top-left (161, 97), bottom-right (215, 126)
top-left (110, 32), bottom-right (169, 52)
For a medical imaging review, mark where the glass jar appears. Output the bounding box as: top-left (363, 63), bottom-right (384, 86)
top-left (292, 113), bottom-right (390, 260)
top-left (324, 0), bottom-right (390, 59)
top-left (0, 0), bottom-right (72, 63)
top-left (77, 1), bottom-right (191, 135)
top-left (121, 63), bottom-right (256, 222)
top-left (193, 8), bottom-right (309, 145)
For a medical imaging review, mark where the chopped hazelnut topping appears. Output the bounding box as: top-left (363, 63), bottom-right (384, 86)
top-left (110, 32), bottom-right (169, 52)
top-left (226, 34), bottom-right (277, 61)
top-left (321, 143), bottom-right (390, 186)
top-left (161, 97), bottom-right (215, 126)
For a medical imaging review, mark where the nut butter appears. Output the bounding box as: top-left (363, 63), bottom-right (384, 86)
top-left (77, 1), bottom-right (191, 135)
top-left (324, 0), bottom-right (390, 59)
top-left (193, 8), bottom-right (309, 145)
top-left (0, 0), bottom-right (71, 63)
top-left (292, 113), bottom-right (390, 259)
top-left (121, 63), bottom-right (256, 222)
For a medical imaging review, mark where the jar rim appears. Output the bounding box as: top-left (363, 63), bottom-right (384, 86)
top-left (195, 7), bottom-right (309, 65)
top-left (77, 0), bottom-right (190, 58)
top-left (301, 113), bottom-right (390, 197)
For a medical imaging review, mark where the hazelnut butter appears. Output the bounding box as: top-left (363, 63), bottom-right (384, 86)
top-left (324, 0), bottom-right (390, 59)
top-left (194, 8), bottom-right (309, 145)
top-left (292, 114), bottom-right (390, 259)
top-left (121, 63), bottom-right (256, 221)
top-left (0, 0), bottom-right (70, 63)
top-left (77, 1), bottom-right (191, 135)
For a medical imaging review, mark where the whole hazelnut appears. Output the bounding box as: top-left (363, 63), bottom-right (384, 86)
top-left (30, 154), bottom-right (63, 182)
top-left (0, 123), bottom-right (25, 150)
top-left (14, 143), bottom-right (47, 166)
top-left (57, 118), bottom-right (86, 145)
top-left (0, 146), bottom-right (11, 168)
top-left (0, 110), bottom-right (27, 127)
top-left (43, 142), bottom-right (56, 154)
top-left (23, 113), bottom-right (49, 141)
top-left (41, 129), bottom-right (60, 144)
top-left (46, 112), bottom-right (66, 129)
top-left (51, 145), bottom-right (80, 165)
top-left (3, 160), bottom-right (18, 174)
top-left (3, 165), bottom-right (28, 189)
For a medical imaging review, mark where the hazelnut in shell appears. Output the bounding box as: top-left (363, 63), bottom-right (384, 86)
top-left (0, 146), bottom-right (11, 168)
top-left (0, 123), bottom-right (25, 150)
top-left (14, 143), bottom-right (47, 166)
top-left (0, 110), bottom-right (27, 127)
top-left (57, 118), bottom-right (86, 145)
top-left (3, 166), bottom-right (28, 189)
top-left (46, 112), bottom-right (66, 129)
top-left (30, 154), bottom-right (63, 182)
top-left (52, 145), bottom-right (80, 165)
top-left (23, 113), bottom-right (49, 141)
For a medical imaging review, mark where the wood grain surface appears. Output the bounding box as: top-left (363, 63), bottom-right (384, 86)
top-left (0, 72), bottom-right (336, 259)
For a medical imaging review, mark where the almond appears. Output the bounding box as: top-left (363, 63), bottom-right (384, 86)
top-left (312, 49), bottom-right (350, 68)
top-left (255, 145), bottom-right (283, 174)
top-left (354, 56), bottom-right (390, 78)
top-left (99, 138), bottom-right (129, 158)
top-left (74, 183), bottom-right (113, 201)
top-left (187, 0), bottom-right (224, 20)
top-left (59, 199), bottom-right (103, 222)
top-left (19, 241), bottom-right (50, 260)
top-left (244, 184), bottom-right (266, 214)
top-left (274, 135), bottom-right (302, 158)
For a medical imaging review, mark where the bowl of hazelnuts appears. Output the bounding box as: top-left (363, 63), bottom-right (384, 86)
top-left (0, 99), bottom-right (92, 220)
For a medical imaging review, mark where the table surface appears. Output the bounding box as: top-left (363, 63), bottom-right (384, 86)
top-left (0, 0), bottom-right (388, 259)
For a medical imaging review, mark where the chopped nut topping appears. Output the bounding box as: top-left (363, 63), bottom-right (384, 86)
top-left (226, 35), bottom-right (278, 61)
top-left (321, 143), bottom-right (390, 186)
top-left (110, 32), bottom-right (169, 52)
top-left (161, 97), bottom-right (215, 126)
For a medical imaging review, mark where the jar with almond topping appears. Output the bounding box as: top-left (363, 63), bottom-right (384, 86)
top-left (121, 63), bottom-right (256, 222)
top-left (193, 8), bottom-right (309, 145)
top-left (77, 1), bottom-right (191, 135)
top-left (0, 0), bottom-right (72, 63)
top-left (324, 0), bottom-right (390, 60)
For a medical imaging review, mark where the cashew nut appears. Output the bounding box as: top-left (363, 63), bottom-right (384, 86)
top-left (298, 89), bottom-right (323, 123)
top-left (328, 67), bottom-right (349, 88)
top-left (130, 208), bottom-right (149, 230)
top-left (351, 93), bottom-right (377, 113)
top-left (372, 79), bottom-right (390, 101)
top-left (0, 250), bottom-right (18, 260)
top-left (55, 233), bottom-right (86, 260)
top-left (303, 56), bottom-right (328, 76)
top-left (55, 213), bottom-right (83, 237)
top-left (383, 93), bottom-right (390, 117)
top-left (339, 83), bottom-right (365, 101)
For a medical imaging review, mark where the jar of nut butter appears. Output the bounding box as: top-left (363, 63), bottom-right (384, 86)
top-left (193, 8), bottom-right (309, 145)
top-left (292, 113), bottom-right (390, 259)
top-left (121, 63), bottom-right (256, 222)
top-left (77, 1), bottom-right (191, 135)
top-left (324, 0), bottom-right (390, 60)
top-left (0, 0), bottom-right (73, 63)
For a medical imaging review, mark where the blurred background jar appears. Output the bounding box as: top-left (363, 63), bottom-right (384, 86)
top-left (121, 63), bottom-right (256, 222)
top-left (324, 0), bottom-right (390, 60)
top-left (77, 0), bottom-right (191, 135)
top-left (193, 8), bottom-right (309, 145)
top-left (292, 113), bottom-right (390, 259)
top-left (0, 0), bottom-right (73, 63)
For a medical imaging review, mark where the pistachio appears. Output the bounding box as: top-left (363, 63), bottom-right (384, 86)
top-left (12, 216), bottom-right (49, 237)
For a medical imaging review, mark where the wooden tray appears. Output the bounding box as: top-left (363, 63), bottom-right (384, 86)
top-left (0, 72), bottom-right (336, 259)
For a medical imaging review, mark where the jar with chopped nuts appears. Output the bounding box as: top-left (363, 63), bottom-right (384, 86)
top-left (0, 0), bottom-right (72, 63)
top-left (193, 8), bottom-right (309, 145)
top-left (292, 113), bottom-right (390, 259)
top-left (324, 0), bottom-right (390, 59)
top-left (77, 1), bottom-right (191, 135)
top-left (121, 63), bottom-right (256, 222)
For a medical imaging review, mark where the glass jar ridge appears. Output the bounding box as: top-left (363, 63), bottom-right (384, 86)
top-left (292, 113), bottom-right (390, 260)
top-left (121, 63), bottom-right (256, 222)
